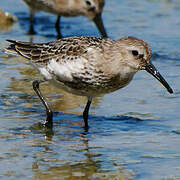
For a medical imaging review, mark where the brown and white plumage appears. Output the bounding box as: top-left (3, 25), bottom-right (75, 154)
top-left (23, 0), bottom-right (107, 37)
top-left (5, 36), bottom-right (173, 128)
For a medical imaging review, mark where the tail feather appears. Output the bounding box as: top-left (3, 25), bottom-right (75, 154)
top-left (5, 39), bottom-right (44, 60)
top-left (5, 40), bottom-right (17, 55)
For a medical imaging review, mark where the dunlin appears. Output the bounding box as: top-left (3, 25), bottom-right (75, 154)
top-left (23, 0), bottom-right (107, 38)
top-left (5, 36), bottom-right (173, 128)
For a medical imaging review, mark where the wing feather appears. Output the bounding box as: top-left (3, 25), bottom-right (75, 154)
top-left (5, 37), bottom-right (109, 65)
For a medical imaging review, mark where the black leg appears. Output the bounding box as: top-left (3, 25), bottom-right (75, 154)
top-left (55, 15), bottom-right (62, 39)
top-left (32, 80), bottom-right (53, 127)
top-left (83, 97), bottom-right (92, 128)
top-left (28, 9), bottom-right (35, 35)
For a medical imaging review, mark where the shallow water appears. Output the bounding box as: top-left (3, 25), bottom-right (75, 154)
top-left (0, 0), bottom-right (180, 179)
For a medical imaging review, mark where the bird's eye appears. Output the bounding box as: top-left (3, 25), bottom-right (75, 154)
top-left (132, 50), bottom-right (139, 56)
top-left (85, 0), bottom-right (91, 6)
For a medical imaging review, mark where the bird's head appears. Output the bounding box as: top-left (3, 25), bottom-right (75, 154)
top-left (80, 0), bottom-right (107, 37)
top-left (117, 36), bottom-right (173, 94)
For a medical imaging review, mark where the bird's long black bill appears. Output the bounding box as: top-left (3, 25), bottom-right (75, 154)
top-left (145, 62), bottom-right (173, 94)
top-left (93, 13), bottom-right (107, 38)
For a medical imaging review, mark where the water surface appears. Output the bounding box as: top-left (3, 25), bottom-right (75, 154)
top-left (0, 0), bottom-right (180, 179)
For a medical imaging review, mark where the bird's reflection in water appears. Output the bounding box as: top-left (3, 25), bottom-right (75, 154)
top-left (30, 124), bottom-right (102, 179)
top-left (30, 130), bottom-right (134, 180)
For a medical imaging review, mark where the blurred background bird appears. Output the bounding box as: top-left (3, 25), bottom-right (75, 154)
top-left (23, 0), bottom-right (107, 38)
